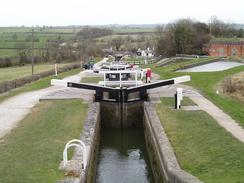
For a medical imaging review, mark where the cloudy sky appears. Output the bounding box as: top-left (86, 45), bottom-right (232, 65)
top-left (0, 0), bottom-right (243, 26)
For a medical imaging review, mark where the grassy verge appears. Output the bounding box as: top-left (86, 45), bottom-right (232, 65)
top-left (152, 59), bottom-right (244, 126)
top-left (0, 63), bottom-right (70, 83)
top-left (0, 99), bottom-right (87, 183)
top-left (156, 97), bottom-right (244, 183)
top-left (81, 77), bottom-right (102, 83)
top-left (0, 68), bottom-right (81, 102)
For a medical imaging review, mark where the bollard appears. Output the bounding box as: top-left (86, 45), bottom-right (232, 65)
top-left (175, 88), bottom-right (183, 109)
top-left (55, 64), bottom-right (58, 76)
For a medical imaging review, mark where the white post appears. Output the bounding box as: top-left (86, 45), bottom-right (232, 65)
top-left (119, 73), bottom-right (122, 87)
top-left (176, 88), bottom-right (183, 109)
top-left (104, 73), bottom-right (106, 87)
top-left (55, 64), bottom-right (58, 76)
top-left (135, 71), bottom-right (138, 86)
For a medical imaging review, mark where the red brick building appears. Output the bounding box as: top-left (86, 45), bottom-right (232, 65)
top-left (209, 41), bottom-right (244, 57)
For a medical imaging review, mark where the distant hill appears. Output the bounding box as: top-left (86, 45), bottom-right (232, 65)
top-left (233, 24), bottom-right (244, 29)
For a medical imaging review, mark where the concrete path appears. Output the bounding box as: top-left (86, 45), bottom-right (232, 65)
top-left (0, 72), bottom-right (83, 139)
top-left (40, 71), bottom-right (94, 101)
top-left (0, 63), bottom-right (106, 139)
top-left (189, 95), bottom-right (244, 143)
top-left (148, 79), bottom-right (244, 143)
top-left (0, 58), bottom-right (108, 139)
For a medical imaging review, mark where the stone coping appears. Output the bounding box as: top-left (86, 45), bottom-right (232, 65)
top-left (144, 102), bottom-right (203, 183)
top-left (58, 102), bottom-right (100, 183)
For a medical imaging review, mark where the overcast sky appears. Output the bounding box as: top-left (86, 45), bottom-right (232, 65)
top-left (0, 0), bottom-right (243, 26)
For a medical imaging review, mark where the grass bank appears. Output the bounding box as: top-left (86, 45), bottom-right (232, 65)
top-left (0, 99), bottom-right (87, 183)
top-left (0, 63), bottom-right (69, 83)
top-left (0, 68), bottom-right (81, 102)
top-left (152, 59), bottom-right (244, 126)
top-left (81, 76), bottom-right (102, 83)
top-left (156, 97), bottom-right (244, 183)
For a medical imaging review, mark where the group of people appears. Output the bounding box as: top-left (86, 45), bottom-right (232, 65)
top-left (130, 64), bottom-right (152, 83)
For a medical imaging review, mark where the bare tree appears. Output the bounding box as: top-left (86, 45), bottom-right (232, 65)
top-left (111, 37), bottom-right (124, 51)
top-left (156, 18), bottom-right (210, 56)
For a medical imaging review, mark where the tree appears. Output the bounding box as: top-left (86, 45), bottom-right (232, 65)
top-left (15, 42), bottom-right (29, 65)
top-left (156, 18), bottom-right (210, 56)
top-left (76, 26), bottom-right (112, 40)
top-left (208, 16), bottom-right (239, 37)
top-left (237, 29), bottom-right (243, 38)
top-left (111, 37), bottom-right (124, 51)
top-left (12, 33), bottom-right (18, 41)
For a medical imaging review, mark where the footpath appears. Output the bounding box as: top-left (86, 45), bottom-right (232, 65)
top-left (149, 74), bottom-right (244, 143)
top-left (0, 58), bottom-right (108, 139)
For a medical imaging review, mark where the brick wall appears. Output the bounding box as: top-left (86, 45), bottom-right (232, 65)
top-left (209, 43), bottom-right (244, 57)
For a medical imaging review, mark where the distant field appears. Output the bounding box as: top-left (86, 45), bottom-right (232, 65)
top-left (0, 49), bottom-right (17, 57)
top-left (0, 27), bottom-right (76, 58)
top-left (0, 27), bottom-right (81, 33)
top-left (0, 26), bottom-right (156, 58)
top-left (0, 63), bottom-right (69, 83)
top-left (212, 37), bottom-right (244, 42)
top-left (112, 27), bottom-right (156, 33)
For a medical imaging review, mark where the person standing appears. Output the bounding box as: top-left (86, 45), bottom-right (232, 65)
top-left (145, 70), bottom-right (148, 83)
top-left (146, 68), bottom-right (152, 83)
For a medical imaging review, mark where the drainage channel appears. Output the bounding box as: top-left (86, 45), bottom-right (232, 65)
top-left (96, 128), bottom-right (155, 183)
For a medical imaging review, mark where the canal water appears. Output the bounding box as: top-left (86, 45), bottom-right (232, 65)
top-left (177, 61), bottom-right (244, 72)
top-left (96, 128), bottom-right (155, 183)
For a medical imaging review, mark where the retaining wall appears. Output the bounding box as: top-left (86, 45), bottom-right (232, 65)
top-left (143, 102), bottom-right (203, 183)
top-left (0, 63), bottom-right (81, 94)
top-left (58, 100), bottom-right (203, 183)
top-left (58, 102), bottom-right (101, 183)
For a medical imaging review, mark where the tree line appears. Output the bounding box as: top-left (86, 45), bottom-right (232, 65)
top-left (155, 17), bottom-right (244, 57)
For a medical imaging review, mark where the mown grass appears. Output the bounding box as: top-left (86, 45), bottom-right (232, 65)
top-left (0, 49), bottom-right (17, 57)
top-left (152, 59), bottom-right (244, 126)
top-left (162, 96), bottom-right (196, 106)
top-left (81, 77), bottom-right (102, 83)
top-left (0, 68), bottom-right (81, 102)
top-left (156, 97), bottom-right (244, 183)
top-left (0, 99), bottom-right (87, 183)
top-left (0, 63), bottom-right (69, 83)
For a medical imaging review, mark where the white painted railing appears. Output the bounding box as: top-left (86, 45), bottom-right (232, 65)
top-left (99, 70), bottom-right (143, 87)
top-left (63, 139), bottom-right (87, 169)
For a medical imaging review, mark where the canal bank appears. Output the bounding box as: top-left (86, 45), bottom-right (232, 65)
top-left (58, 101), bottom-right (202, 183)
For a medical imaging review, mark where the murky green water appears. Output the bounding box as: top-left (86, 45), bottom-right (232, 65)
top-left (96, 128), bottom-right (155, 183)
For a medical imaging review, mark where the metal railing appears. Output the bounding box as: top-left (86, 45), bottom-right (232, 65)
top-left (63, 139), bottom-right (87, 169)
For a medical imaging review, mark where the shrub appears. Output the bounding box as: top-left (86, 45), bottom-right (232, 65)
top-left (223, 77), bottom-right (236, 93)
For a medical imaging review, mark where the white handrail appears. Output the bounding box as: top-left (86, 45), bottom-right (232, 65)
top-left (63, 139), bottom-right (87, 169)
top-left (65, 139), bottom-right (85, 148)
